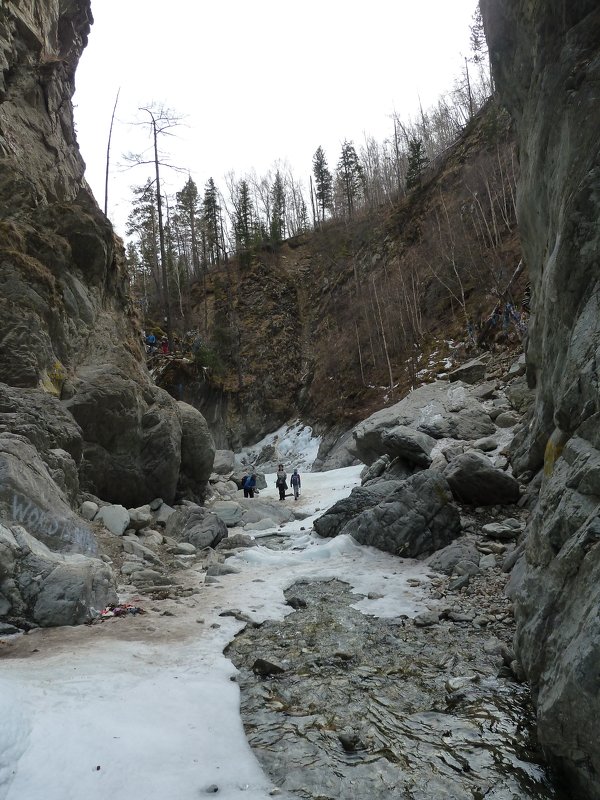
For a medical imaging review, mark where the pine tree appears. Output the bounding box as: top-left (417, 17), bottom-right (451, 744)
top-left (336, 140), bottom-right (363, 218)
top-left (405, 138), bottom-right (428, 190)
top-left (270, 170), bottom-right (286, 243)
top-left (312, 146), bottom-right (333, 224)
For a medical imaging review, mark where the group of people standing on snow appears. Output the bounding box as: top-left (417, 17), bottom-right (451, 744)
top-left (241, 464), bottom-right (302, 501)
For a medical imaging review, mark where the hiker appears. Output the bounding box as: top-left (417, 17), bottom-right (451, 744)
top-left (275, 464), bottom-right (287, 501)
top-left (146, 332), bottom-right (157, 353)
top-left (290, 469), bottom-right (301, 501)
top-left (466, 318), bottom-right (475, 344)
top-left (160, 337), bottom-right (169, 354)
top-left (242, 473), bottom-right (256, 499)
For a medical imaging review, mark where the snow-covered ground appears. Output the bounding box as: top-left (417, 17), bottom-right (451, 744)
top-left (0, 464), bottom-right (437, 800)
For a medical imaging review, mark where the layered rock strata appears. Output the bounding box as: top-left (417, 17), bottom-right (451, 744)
top-left (0, 1), bottom-right (213, 625)
top-left (482, 1), bottom-right (600, 795)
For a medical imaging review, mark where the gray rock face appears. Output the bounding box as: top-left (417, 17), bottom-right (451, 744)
top-left (427, 539), bottom-right (481, 576)
top-left (482, 0), bottom-right (600, 793)
top-left (341, 471), bottom-right (461, 558)
top-left (176, 401), bottom-right (215, 500)
top-left (66, 368), bottom-right (185, 508)
top-left (313, 480), bottom-right (401, 539)
top-left (380, 426), bottom-right (436, 468)
top-left (445, 452), bottom-right (520, 506)
top-left (165, 505), bottom-right (227, 550)
top-left (351, 382), bottom-right (494, 465)
top-left (447, 356), bottom-right (490, 385)
top-left (95, 505), bottom-right (130, 536)
top-left (312, 427), bottom-right (359, 472)
top-left (0, 1), bottom-right (215, 628)
top-left (0, 432), bottom-right (96, 554)
top-left (0, 523), bottom-right (116, 627)
top-left (213, 450), bottom-right (235, 475)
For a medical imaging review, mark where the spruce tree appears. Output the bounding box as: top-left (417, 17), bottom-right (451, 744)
top-left (336, 140), bottom-right (363, 218)
top-left (234, 179), bottom-right (255, 254)
top-left (312, 146), bottom-right (333, 224)
top-left (405, 138), bottom-right (428, 190)
top-left (175, 176), bottom-right (201, 278)
top-left (202, 178), bottom-right (222, 266)
top-left (270, 170), bottom-right (286, 243)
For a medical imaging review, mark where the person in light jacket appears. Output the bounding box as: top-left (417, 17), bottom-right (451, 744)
top-left (275, 464), bottom-right (287, 501)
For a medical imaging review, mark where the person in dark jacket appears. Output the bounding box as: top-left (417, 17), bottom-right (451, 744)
top-left (290, 469), bottom-right (301, 500)
top-left (242, 473), bottom-right (256, 498)
top-left (275, 464), bottom-right (287, 501)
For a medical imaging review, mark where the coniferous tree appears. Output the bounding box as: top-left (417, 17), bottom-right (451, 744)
top-left (234, 179), bottom-right (255, 254)
top-left (405, 138), bottom-right (428, 190)
top-left (336, 140), bottom-right (363, 218)
top-left (202, 178), bottom-right (222, 266)
top-left (312, 146), bottom-right (333, 224)
top-left (270, 170), bottom-right (286, 243)
top-left (176, 177), bottom-right (201, 278)
top-left (126, 180), bottom-right (161, 296)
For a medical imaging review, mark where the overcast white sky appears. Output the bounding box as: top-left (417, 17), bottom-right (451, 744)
top-left (74, 0), bottom-right (479, 236)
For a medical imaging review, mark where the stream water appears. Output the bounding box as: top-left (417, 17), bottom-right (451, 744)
top-left (226, 543), bottom-right (565, 800)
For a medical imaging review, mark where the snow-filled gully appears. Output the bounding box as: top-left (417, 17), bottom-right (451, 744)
top-left (0, 466), bottom-right (560, 800)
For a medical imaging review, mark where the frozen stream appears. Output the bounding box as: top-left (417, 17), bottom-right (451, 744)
top-left (0, 466), bottom-right (561, 800)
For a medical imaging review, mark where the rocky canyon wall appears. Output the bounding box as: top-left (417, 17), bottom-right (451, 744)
top-left (481, 0), bottom-right (600, 795)
top-left (0, 1), bottom-right (213, 626)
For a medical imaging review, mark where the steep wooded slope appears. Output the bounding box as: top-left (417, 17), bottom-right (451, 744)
top-left (167, 101), bottom-right (523, 447)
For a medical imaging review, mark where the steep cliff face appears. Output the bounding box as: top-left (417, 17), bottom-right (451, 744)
top-left (482, 1), bottom-right (600, 794)
top-left (0, 1), bottom-right (213, 626)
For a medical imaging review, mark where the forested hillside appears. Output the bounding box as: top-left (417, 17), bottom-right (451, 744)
top-left (130, 97), bottom-right (522, 447)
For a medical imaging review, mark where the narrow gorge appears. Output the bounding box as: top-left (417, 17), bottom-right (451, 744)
top-left (0, 1), bottom-right (599, 799)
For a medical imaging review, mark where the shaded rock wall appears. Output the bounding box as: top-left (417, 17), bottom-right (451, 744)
top-left (481, 1), bottom-right (600, 795)
top-left (0, 1), bottom-right (213, 624)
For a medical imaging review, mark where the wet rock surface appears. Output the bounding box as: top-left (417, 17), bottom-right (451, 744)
top-left (227, 575), bottom-right (564, 800)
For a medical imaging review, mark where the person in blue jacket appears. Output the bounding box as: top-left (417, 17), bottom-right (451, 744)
top-left (290, 469), bottom-right (301, 500)
top-left (242, 473), bottom-right (256, 498)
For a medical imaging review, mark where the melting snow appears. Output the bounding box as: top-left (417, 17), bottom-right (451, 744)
top-left (0, 459), bottom-right (437, 800)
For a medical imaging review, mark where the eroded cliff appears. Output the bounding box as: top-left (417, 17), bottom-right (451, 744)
top-left (0, 0), bottom-right (213, 627)
top-left (482, 0), bottom-right (600, 795)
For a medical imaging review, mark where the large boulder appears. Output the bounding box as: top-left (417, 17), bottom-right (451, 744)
top-left (381, 425), bottom-right (436, 468)
top-left (0, 523), bottom-right (117, 627)
top-left (313, 480), bottom-right (403, 539)
top-left (342, 471), bottom-right (461, 558)
top-left (351, 382), bottom-right (495, 465)
top-left (311, 428), bottom-right (359, 472)
top-left (176, 401), bottom-right (215, 499)
top-left (447, 356), bottom-right (490, 385)
top-left (0, 432), bottom-right (96, 554)
top-left (165, 504), bottom-right (227, 550)
top-left (65, 367), bottom-right (183, 508)
top-left (212, 450), bottom-right (235, 475)
top-left (444, 452), bottom-right (520, 506)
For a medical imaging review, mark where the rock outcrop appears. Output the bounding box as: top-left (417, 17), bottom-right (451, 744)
top-left (482, 0), bottom-right (600, 794)
top-left (0, 1), bottom-right (213, 626)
